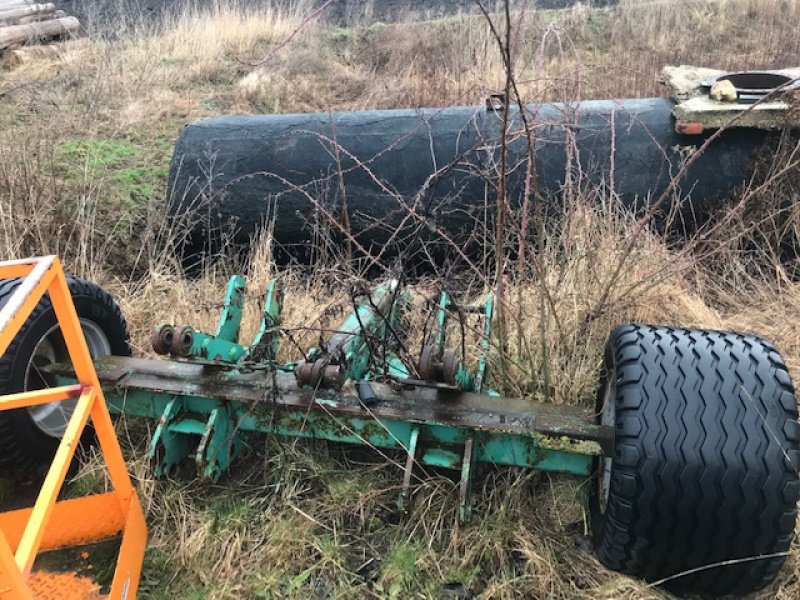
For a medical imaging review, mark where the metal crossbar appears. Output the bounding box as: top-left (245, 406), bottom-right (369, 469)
top-left (0, 256), bottom-right (146, 600)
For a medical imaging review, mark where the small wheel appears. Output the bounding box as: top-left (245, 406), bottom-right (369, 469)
top-left (418, 345), bottom-right (435, 381)
top-left (591, 324), bottom-right (800, 595)
top-left (171, 325), bottom-right (194, 357)
top-left (442, 348), bottom-right (460, 386)
top-left (0, 277), bottom-right (131, 473)
top-left (151, 323), bottom-right (175, 355)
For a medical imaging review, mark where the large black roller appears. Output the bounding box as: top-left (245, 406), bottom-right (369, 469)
top-left (167, 98), bottom-right (767, 263)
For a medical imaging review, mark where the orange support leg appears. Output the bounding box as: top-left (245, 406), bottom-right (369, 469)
top-left (0, 256), bottom-right (146, 599)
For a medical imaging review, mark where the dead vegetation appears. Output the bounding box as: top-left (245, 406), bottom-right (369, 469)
top-left (1, 0), bottom-right (800, 598)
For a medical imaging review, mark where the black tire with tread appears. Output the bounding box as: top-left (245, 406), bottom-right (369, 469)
top-left (0, 276), bottom-right (130, 473)
top-left (591, 324), bottom-right (800, 595)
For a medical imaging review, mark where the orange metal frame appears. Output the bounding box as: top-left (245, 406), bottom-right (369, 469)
top-left (0, 256), bottom-right (146, 599)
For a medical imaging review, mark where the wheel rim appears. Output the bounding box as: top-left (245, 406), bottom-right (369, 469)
top-left (597, 364), bottom-right (616, 514)
top-left (24, 319), bottom-right (111, 438)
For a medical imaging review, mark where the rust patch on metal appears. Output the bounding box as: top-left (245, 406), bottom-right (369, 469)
top-left (83, 357), bottom-right (615, 454)
top-left (295, 359), bottom-right (344, 389)
top-left (171, 325), bottom-right (194, 357)
top-left (675, 120), bottom-right (704, 135)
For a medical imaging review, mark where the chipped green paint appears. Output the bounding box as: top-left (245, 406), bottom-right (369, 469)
top-left (422, 447), bottom-right (462, 468)
top-left (172, 276), bottom-right (284, 366)
top-left (104, 387), bottom-right (593, 479)
top-left (434, 291), bottom-right (449, 355)
top-left (336, 279), bottom-right (406, 381)
top-left (475, 293), bottom-right (493, 394)
top-left (148, 398), bottom-right (188, 477)
top-left (216, 276), bottom-right (246, 341)
top-left (189, 329), bottom-right (248, 362)
top-left (383, 352), bottom-right (410, 379)
top-left (248, 280), bottom-right (283, 361)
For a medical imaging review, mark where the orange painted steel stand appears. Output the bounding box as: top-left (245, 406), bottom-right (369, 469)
top-left (0, 257), bottom-right (146, 600)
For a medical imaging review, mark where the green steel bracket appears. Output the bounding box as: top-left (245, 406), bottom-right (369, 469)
top-left (187, 328), bottom-right (248, 363)
top-left (157, 277), bottom-right (285, 367)
top-left (339, 280), bottom-right (405, 380)
top-left (459, 436), bottom-right (477, 522)
top-left (147, 395), bottom-right (243, 482)
top-left (187, 275), bottom-right (248, 362)
top-left (383, 352), bottom-right (410, 380)
top-left (149, 397), bottom-right (190, 477)
top-left (475, 294), bottom-right (493, 394)
top-left (397, 426), bottom-right (420, 514)
top-left (216, 275), bottom-right (246, 341)
top-left (454, 364), bottom-right (476, 392)
top-left (434, 291), bottom-right (449, 357)
top-left (246, 280), bottom-right (284, 362)
top-left (422, 291), bottom-right (494, 394)
top-left (193, 403), bottom-right (243, 482)
top-left (297, 280), bottom-right (410, 387)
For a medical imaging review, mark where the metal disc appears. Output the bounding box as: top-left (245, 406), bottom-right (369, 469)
top-left (442, 348), bottom-right (460, 386)
top-left (418, 345), bottom-right (435, 381)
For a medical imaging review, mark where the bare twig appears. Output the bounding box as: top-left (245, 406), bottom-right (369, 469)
top-left (245, 0), bottom-right (335, 67)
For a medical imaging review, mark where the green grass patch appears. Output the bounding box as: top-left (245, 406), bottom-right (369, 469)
top-left (65, 469), bottom-right (106, 498)
top-left (55, 137), bottom-right (170, 222)
top-left (209, 497), bottom-right (257, 532)
top-left (59, 138), bottom-right (138, 168)
top-left (376, 542), bottom-right (426, 599)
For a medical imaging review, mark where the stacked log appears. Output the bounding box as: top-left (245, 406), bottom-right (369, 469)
top-left (2, 37), bottom-right (87, 68)
top-left (0, 1), bottom-right (81, 51)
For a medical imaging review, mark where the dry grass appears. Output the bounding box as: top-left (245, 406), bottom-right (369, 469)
top-left (2, 0), bottom-right (800, 598)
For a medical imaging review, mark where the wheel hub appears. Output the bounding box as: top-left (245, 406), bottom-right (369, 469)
top-left (598, 366), bottom-right (616, 514)
top-left (25, 319), bottom-right (111, 438)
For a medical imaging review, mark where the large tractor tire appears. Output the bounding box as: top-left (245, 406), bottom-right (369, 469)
top-left (0, 277), bottom-right (130, 473)
top-left (591, 324), bottom-right (800, 595)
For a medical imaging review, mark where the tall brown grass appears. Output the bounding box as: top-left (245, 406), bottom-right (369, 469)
top-left (1, 0), bottom-right (800, 598)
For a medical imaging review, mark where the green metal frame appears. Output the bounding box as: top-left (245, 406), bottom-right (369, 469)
top-left (53, 276), bottom-right (611, 520)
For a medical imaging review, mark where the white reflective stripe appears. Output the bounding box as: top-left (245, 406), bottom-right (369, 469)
top-left (0, 256), bottom-right (54, 334)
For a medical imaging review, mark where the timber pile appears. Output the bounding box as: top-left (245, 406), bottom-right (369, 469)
top-left (0, 0), bottom-right (80, 51)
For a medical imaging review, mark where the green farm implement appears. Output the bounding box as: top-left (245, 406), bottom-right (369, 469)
top-left (0, 269), bottom-right (798, 596)
top-left (89, 279), bottom-right (605, 522)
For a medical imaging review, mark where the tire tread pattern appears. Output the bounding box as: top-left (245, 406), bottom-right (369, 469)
top-left (593, 324), bottom-right (800, 595)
